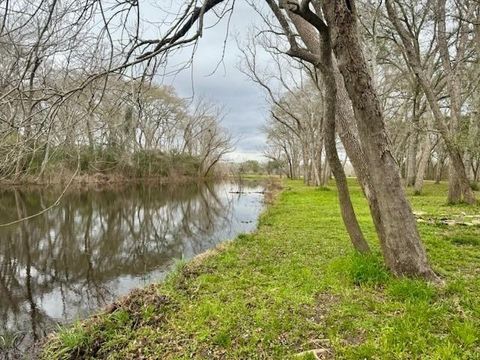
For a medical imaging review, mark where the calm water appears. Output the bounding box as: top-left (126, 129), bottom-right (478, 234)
top-left (0, 180), bottom-right (264, 355)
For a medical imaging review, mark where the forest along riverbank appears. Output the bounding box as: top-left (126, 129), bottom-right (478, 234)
top-left (0, 179), bottom-right (269, 358)
top-left (41, 180), bottom-right (479, 359)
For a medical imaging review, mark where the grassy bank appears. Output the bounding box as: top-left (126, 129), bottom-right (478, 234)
top-left (42, 180), bottom-right (480, 359)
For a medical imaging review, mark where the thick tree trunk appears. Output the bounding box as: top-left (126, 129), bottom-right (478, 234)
top-left (447, 150), bottom-right (474, 203)
top-left (323, 0), bottom-right (436, 279)
top-left (448, 164), bottom-right (462, 204)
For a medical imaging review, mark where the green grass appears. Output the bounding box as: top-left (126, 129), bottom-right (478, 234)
top-left (42, 180), bottom-right (480, 359)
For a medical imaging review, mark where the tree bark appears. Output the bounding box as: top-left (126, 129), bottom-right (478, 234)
top-left (435, 155), bottom-right (444, 184)
top-left (321, 157), bottom-right (330, 186)
top-left (414, 133), bottom-right (432, 194)
top-left (319, 26), bottom-right (370, 253)
top-left (406, 132), bottom-right (418, 187)
top-left (323, 0), bottom-right (436, 279)
top-left (406, 88), bottom-right (421, 187)
top-left (448, 164), bottom-right (462, 204)
top-left (286, 6), bottom-right (386, 255)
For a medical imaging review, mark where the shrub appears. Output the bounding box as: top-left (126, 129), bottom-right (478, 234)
top-left (470, 181), bottom-right (479, 191)
top-left (0, 145), bottom-right (204, 181)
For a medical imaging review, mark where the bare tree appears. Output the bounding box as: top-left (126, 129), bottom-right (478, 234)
top-left (385, 0), bottom-right (477, 204)
top-left (2, 0), bottom-right (456, 279)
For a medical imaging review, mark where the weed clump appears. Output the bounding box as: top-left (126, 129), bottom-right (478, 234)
top-left (347, 253), bottom-right (390, 287)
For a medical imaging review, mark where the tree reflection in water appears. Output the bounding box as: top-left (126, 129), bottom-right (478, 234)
top-left (0, 180), bottom-right (264, 355)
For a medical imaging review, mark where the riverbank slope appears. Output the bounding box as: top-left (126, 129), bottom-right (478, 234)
top-left (42, 180), bottom-right (480, 359)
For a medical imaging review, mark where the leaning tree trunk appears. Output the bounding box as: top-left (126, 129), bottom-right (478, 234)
top-left (405, 83), bottom-right (422, 187)
top-left (323, 0), bottom-right (436, 279)
top-left (285, 7), bottom-right (387, 255)
top-left (320, 29), bottom-right (370, 253)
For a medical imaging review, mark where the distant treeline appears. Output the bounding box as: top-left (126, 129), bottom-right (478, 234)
top-left (0, 81), bottom-right (233, 184)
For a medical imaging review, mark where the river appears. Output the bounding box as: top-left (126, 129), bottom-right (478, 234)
top-left (0, 180), bottom-right (265, 356)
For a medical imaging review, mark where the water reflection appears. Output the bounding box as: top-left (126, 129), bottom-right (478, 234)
top-left (0, 181), bottom-right (264, 355)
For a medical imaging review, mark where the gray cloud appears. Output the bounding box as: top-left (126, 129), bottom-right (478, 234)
top-left (159, 1), bottom-right (269, 162)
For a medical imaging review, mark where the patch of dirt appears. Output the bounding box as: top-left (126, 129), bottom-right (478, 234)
top-left (296, 292), bottom-right (340, 360)
top-left (102, 284), bottom-right (171, 327)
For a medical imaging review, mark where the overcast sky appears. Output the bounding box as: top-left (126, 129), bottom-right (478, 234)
top-left (154, 1), bottom-right (270, 162)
